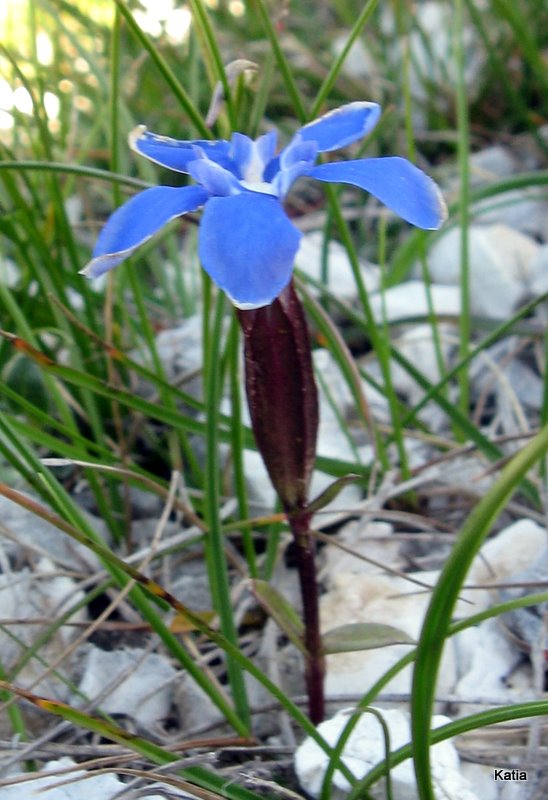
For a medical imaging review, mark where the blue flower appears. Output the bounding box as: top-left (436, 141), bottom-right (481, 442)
top-left (81, 102), bottom-right (446, 309)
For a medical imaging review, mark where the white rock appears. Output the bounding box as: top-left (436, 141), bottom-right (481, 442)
top-left (388, 323), bottom-right (456, 421)
top-left (0, 557), bottom-right (85, 696)
top-left (432, 518), bottom-right (548, 620)
top-left (321, 571), bottom-right (456, 698)
top-left (452, 620), bottom-right (525, 709)
top-left (243, 447), bottom-right (365, 527)
top-left (76, 646), bottom-right (177, 729)
top-left (498, 548), bottom-right (548, 652)
top-left (173, 672), bottom-right (223, 733)
top-left (528, 243), bottom-right (548, 296)
top-left (426, 224), bottom-right (540, 319)
top-left (450, 519), bottom-right (546, 714)
top-left (333, 4), bottom-right (484, 128)
top-left (460, 763), bottom-right (526, 800)
top-left (495, 352), bottom-right (544, 411)
top-left (421, 454), bottom-right (496, 502)
top-left (323, 519), bottom-right (401, 577)
top-left (314, 347), bottom-right (388, 441)
top-left (513, 125), bottom-right (548, 172)
top-left (369, 281), bottom-right (461, 323)
top-left (467, 519), bottom-right (547, 588)
top-left (0, 492), bottom-right (103, 568)
top-left (472, 188), bottom-right (548, 239)
top-left (468, 337), bottom-right (544, 438)
top-left (411, 3), bottom-right (484, 101)
top-left (295, 231), bottom-right (379, 302)
top-left (469, 146), bottom-right (519, 185)
top-left (170, 559), bottom-right (213, 611)
top-left (294, 706), bottom-right (479, 800)
top-left (0, 255), bottom-right (20, 287)
top-left (64, 195), bottom-right (83, 226)
top-left (0, 757), bottom-right (197, 799)
top-left (313, 349), bottom-right (388, 466)
top-left (0, 758), bottom-right (127, 800)
top-left (402, 2), bottom-right (484, 128)
top-left (332, 35), bottom-right (377, 80)
top-left (153, 314), bottom-right (204, 389)
top-left (364, 321), bottom-right (456, 433)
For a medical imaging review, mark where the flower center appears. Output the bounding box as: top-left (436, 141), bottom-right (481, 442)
top-left (239, 179), bottom-right (278, 196)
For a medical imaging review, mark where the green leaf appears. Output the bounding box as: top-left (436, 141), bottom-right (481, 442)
top-left (307, 474), bottom-right (363, 515)
top-left (322, 623), bottom-right (415, 654)
top-left (250, 579), bottom-right (306, 653)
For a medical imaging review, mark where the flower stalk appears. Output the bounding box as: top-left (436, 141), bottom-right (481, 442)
top-left (290, 509), bottom-right (325, 724)
top-left (237, 280), bottom-right (325, 722)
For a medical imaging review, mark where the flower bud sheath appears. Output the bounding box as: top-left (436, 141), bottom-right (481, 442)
top-left (236, 280), bottom-right (318, 515)
top-left (237, 279), bottom-right (325, 722)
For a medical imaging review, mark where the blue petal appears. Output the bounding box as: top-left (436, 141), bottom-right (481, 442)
top-left (297, 102), bottom-right (381, 152)
top-left (231, 130), bottom-right (278, 182)
top-left (81, 185), bottom-right (209, 278)
top-left (230, 133), bottom-right (254, 177)
top-left (187, 157), bottom-right (242, 196)
top-left (279, 136), bottom-right (318, 170)
top-left (271, 135), bottom-right (318, 197)
top-left (198, 193), bottom-right (302, 308)
top-left (129, 126), bottom-right (235, 173)
top-left (263, 155), bottom-right (280, 183)
top-left (255, 130), bottom-right (278, 169)
top-left (272, 160), bottom-right (315, 199)
top-left (309, 157), bottom-right (447, 229)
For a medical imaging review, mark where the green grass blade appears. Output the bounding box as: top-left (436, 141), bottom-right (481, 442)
top-left (0, 480), bottom-right (345, 757)
top-left (332, 588), bottom-right (548, 800)
top-left (188, 0), bottom-right (236, 131)
top-left (411, 422), bottom-right (548, 800)
top-left (227, 315), bottom-right (257, 577)
top-left (357, 700), bottom-right (548, 796)
top-left (0, 679), bottom-right (263, 800)
top-left (387, 172), bottom-right (548, 287)
top-left (453, 0), bottom-right (471, 428)
top-left (0, 161), bottom-right (151, 189)
top-left (490, 0), bottom-right (548, 95)
top-left (112, 0), bottom-right (210, 137)
top-left (202, 287), bottom-right (251, 729)
top-left (250, 0), bottom-right (307, 122)
top-left (310, 0), bottom-right (379, 117)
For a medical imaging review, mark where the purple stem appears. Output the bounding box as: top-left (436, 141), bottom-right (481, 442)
top-left (290, 510), bottom-right (325, 724)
